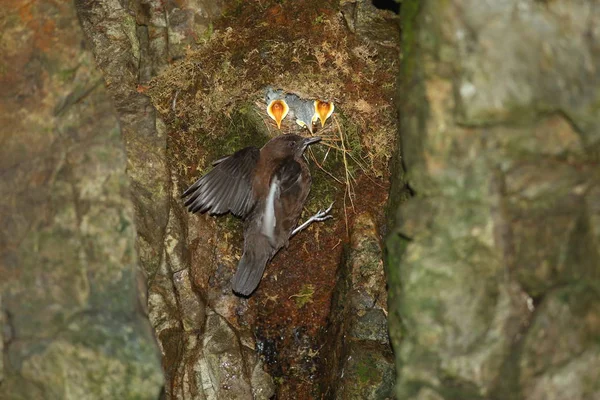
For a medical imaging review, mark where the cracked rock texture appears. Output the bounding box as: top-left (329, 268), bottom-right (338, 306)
top-left (324, 213), bottom-right (395, 399)
top-left (387, 1), bottom-right (600, 399)
top-left (75, 0), bottom-right (398, 398)
top-left (74, 0), bottom-right (274, 399)
top-left (1, 0), bottom-right (397, 398)
top-left (0, 1), bottom-right (163, 398)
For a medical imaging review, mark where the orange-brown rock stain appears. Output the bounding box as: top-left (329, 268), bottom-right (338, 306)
top-left (148, 0), bottom-right (399, 397)
top-left (249, 175), bottom-right (389, 399)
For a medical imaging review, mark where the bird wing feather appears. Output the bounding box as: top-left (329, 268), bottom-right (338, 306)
top-left (182, 147), bottom-right (260, 217)
top-left (276, 159), bottom-right (303, 194)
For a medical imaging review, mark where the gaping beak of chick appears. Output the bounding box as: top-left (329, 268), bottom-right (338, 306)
top-left (295, 118), bottom-right (314, 134)
top-left (267, 99), bottom-right (289, 129)
top-left (315, 100), bottom-right (335, 127)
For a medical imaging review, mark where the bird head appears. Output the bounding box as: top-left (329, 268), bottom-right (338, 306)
top-left (267, 99), bottom-right (289, 129)
top-left (314, 100), bottom-right (334, 127)
top-left (294, 101), bottom-right (317, 134)
top-left (264, 134), bottom-right (321, 159)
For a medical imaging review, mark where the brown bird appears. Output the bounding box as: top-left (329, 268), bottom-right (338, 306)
top-left (182, 135), bottom-right (332, 296)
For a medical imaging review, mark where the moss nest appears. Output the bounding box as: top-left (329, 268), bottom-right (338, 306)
top-left (146, 0), bottom-right (398, 213)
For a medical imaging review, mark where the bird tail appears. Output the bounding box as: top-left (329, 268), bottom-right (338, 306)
top-left (231, 235), bottom-right (272, 296)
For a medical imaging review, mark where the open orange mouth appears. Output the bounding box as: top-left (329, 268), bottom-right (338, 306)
top-left (315, 100), bottom-right (335, 127)
top-left (267, 99), bottom-right (289, 129)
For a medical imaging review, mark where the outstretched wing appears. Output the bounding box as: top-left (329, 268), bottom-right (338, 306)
top-left (182, 147), bottom-right (260, 217)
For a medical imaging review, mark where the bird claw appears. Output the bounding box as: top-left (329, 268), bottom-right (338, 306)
top-left (292, 202), bottom-right (334, 236)
top-left (313, 203), bottom-right (334, 220)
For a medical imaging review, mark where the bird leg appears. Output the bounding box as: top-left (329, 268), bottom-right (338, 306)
top-left (292, 203), bottom-right (334, 236)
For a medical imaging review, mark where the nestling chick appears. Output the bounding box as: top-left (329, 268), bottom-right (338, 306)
top-left (285, 94), bottom-right (318, 134)
top-left (265, 88), bottom-right (289, 129)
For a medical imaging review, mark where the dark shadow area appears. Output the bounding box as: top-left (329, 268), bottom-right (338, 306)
top-left (372, 0), bottom-right (400, 14)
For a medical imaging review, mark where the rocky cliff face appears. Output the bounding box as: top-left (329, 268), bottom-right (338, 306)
top-left (73, 0), bottom-right (277, 398)
top-left (0, 1), bottom-right (163, 398)
top-left (72, 0), bottom-right (398, 399)
top-left (387, 1), bottom-right (600, 399)
top-left (4, 0), bottom-right (597, 399)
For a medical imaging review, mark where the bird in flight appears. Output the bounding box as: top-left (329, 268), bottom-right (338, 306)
top-left (182, 134), bottom-right (333, 296)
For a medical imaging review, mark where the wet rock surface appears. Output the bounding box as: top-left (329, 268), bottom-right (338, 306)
top-left (0, 1), bottom-right (163, 398)
top-left (75, 0), bottom-right (399, 398)
top-left (3, 0), bottom-right (398, 398)
top-left (323, 213), bottom-right (395, 399)
top-left (388, 1), bottom-right (600, 399)
top-left (75, 0), bottom-right (276, 398)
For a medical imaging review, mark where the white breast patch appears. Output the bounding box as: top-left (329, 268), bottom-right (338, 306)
top-left (262, 179), bottom-right (279, 241)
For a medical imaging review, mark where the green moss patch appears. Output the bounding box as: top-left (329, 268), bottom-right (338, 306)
top-left (146, 0), bottom-right (398, 205)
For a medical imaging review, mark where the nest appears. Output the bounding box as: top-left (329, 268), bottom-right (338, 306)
top-left (147, 4), bottom-right (398, 209)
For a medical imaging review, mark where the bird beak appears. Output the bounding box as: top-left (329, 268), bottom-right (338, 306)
top-left (295, 118), bottom-right (314, 134)
top-left (303, 136), bottom-right (321, 146)
top-left (306, 122), bottom-right (314, 134)
top-left (267, 100), bottom-right (289, 129)
top-left (315, 101), bottom-right (334, 127)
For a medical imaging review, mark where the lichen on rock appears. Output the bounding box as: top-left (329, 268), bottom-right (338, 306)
top-left (388, 1), bottom-right (600, 399)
